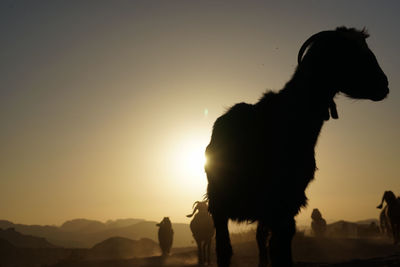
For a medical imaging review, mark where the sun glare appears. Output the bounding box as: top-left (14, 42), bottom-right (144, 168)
top-left (167, 134), bottom-right (209, 193)
top-left (176, 139), bottom-right (207, 176)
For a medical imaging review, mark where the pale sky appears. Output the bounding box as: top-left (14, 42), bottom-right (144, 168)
top-left (0, 0), bottom-right (399, 227)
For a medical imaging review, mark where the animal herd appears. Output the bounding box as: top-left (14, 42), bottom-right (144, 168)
top-left (155, 201), bottom-right (215, 265)
top-left (155, 191), bottom-right (400, 265)
top-left (154, 26), bottom-right (393, 267)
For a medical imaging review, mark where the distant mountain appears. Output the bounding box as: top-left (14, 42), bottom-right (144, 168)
top-left (0, 227), bottom-right (56, 248)
top-left (354, 218), bottom-right (379, 225)
top-left (0, 218), bottom-right (194, 248)
top-left (326, 219), bottom-right (380, 238)
top-left (61, 219), bottom-right (108, 233)
top-left (0, 220), bottom-right (14, 229)
top-left (105, 218), bottom-right (145, 228)
top-left (87, 237), bottom-right (159, 260)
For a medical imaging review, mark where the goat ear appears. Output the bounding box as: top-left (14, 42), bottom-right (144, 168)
top-left (377, 204), bottom-right (383, 209)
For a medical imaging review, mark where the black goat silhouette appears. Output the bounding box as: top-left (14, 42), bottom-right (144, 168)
top-left (187, 201), bottom-right (215, 265)
top-left (311, 208), bottom-right (327, 237)
top-left (377, 191), bottom-right (400, 244)
top-left (205, 27), bottom-right (389, 267)
top-left (156, 217), bottom-right (174, 256)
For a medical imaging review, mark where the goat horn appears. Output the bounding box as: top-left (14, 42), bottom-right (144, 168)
top-left (192, 201), bottom-right (200, 209)
top-left (187, 202), bottom-right (200, 218)
top-left (377, 192), bottom-right (386, 209)
top-left (297, 31), bottom-right (336, 64)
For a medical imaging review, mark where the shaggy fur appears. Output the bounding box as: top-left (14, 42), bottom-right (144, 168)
top-left (156, 217), bottom-right (174, 256)
top-left (187, 201), bottom-right (215, 265)
top-left (205, 27), bottom-right (389, 267)
top-left (377, 191), bottom-right (400, 244)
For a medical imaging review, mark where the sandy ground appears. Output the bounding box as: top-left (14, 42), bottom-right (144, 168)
top-left (52, 237), bottom-right (400, 267)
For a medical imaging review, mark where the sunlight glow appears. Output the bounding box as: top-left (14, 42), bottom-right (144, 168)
top-left (167, 134), bottom-right (209, 196)
top-left (176, 139), bottom-right (207, 177)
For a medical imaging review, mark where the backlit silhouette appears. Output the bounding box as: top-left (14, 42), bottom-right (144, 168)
top-left (377, 191), bottom-right (400, 244)
top-left (205, 27), bottom-right (389, 267)
top-left (156, 217), bottom-right (174, 256)
top-left (311, 208), bottom-right (327, 237)
top-left (187, 201), bottom-right (215, 265)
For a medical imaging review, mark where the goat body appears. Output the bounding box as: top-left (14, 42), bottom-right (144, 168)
top-left (156, 217), bottom-right (174, 256)
top-left (187, 201), bottom-right (215, 265)
top-left (311, 209), bottom-right (327, 237)
top-left (377, 192), bottom-right (400, 244)
top-left (207, 92), bottom-right (318, 222)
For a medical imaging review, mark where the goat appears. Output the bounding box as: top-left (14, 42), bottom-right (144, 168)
top-left (187, 201), bottom-right (215, 265)
top-left (311, 208), bottom-right (327, 237)
top-left (156, 217), bottom-right (174, 256)
top-left (377, 191), bottom-right (400, 244)
top-left (205, 27), bottom-right (389, 267)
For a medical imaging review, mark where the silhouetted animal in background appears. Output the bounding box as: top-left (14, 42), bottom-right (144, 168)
top-left (378, 196), bottom-right (400, 237)
top-left (379, 204), bottom-right (391, 236)
top-left (311, 208), bottom-right (327, 237)
top-left (156, 217), bottom-right (174, 256)
top-left (205, 27), bottom-right (389, 267)
top-left (377, 191), bottom-right (400, 244)
top-left (187, 201), bottom-right (215, 265)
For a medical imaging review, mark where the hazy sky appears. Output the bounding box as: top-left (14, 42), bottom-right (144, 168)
top-left (0, 0), bottom-right (399, 227)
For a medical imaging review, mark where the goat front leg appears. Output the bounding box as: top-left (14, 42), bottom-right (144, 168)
top-left (393, 223), bottom-right (400, 245)
top-left (213, 215), bottom-right (232, 267)
top-left (195, 239), bottom-right (203, 265)
top-left (206, 239), bottom-right (212, 265)
top-left (256, 220), bottom-right (270, 267)
top-left (269, 217), bottom-right (295, 267)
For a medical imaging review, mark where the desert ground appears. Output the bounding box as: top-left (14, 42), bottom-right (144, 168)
top-left (50, 236), bottom-right (400, 267)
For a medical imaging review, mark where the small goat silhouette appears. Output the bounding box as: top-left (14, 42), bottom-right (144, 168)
top-left (311, 208), bottom-right (327, 237)
top-left (377, 191), bottom-right (400, 244)
top-left (187, 201), bottom-right (215, 265)
top-left (156, 217), bottom-right (174, 256)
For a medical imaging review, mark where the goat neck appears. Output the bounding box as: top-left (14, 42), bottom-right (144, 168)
top-left (283, 68), bottom-right (339, 122)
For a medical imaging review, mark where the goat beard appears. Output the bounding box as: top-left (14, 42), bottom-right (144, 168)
top-left (329, 99), bottom-right (339, 119)
top-left (322, 99), bottom-right (338, 120)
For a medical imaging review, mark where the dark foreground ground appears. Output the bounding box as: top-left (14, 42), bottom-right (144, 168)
top-left (50, 237), bottom-right (400, 267)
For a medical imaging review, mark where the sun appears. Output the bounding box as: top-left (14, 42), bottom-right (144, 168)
top-left (176, 139), bottom-right (207, 176)
top-left (167, 133), bottom-right (209, 194)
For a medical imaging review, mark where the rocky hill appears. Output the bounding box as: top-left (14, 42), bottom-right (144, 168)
top-left (0, 218), bottom-right (192, 248)
top-left (0, 227), bottom-right (56, 248)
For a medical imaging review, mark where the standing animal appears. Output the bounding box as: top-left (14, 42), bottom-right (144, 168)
top-left (187, 201), bottom-right (215, 265)
top-left (378, 196), bottom-right (400, 237)
top-left (205, 27), bottom-right (389, 267)
top-left (311, 208), bottom-right (327, 237)
top-left (156, 217), bottom-right (174, 256)
top-left (377, 191), bottom-right (400, 244)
